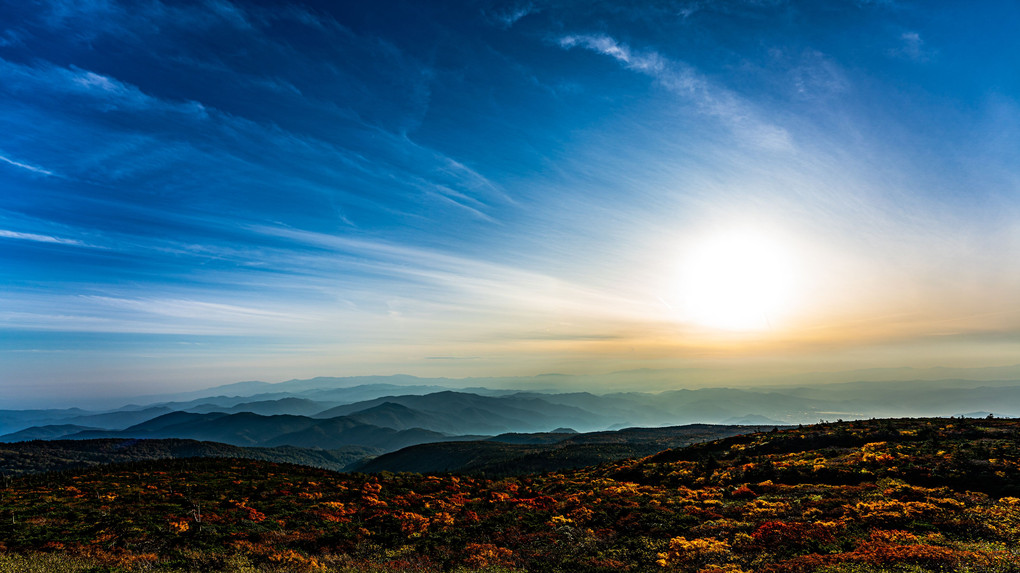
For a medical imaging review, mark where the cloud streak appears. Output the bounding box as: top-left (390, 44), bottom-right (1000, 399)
top-left (0, 56), bottom-right (503, 230)
top-left (0, 58), bottom-right (208, 118)
top-left (0, 229), bottom-right (82, 246)
top-left (558, 33), bottom-right (793, 150)
top-left (0, 153), bottom-right (56, 176)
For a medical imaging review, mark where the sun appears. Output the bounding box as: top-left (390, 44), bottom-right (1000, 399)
top-left (675, 230), bottom-right (799, 331)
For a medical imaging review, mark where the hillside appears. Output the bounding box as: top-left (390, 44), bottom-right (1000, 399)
top-left (0, 438), bottom-right (378, 475)
top-left (1, 417), bottom-right (1019, 572)
top-left (358, 423), bottom-right (774, 475)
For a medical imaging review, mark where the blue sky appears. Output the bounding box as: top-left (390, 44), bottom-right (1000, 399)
top-left (1, 0), bottom-right (1019, 404)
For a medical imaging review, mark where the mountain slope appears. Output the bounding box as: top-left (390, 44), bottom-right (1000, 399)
top-left (63, 406), bottom-right (176, 430)
top-left (263, 417), bottom-right (455, 451)
top-left (344, 402), bottom-right (458, 433)
top-left (357, 423), bottom-right (776, 475)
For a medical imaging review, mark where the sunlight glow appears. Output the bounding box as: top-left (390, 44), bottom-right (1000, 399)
top-left (677, 230), bottom-right (799, 331)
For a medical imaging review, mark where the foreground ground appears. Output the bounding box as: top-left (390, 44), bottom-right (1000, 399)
top-left (1, 417), bottom-right (1019, 572)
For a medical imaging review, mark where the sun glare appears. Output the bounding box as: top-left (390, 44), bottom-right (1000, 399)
top-left (676, 230), bottom-right (799, 331)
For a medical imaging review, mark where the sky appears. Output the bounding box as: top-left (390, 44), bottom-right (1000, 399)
top-left (1, 0), bottom-right (1019, 405)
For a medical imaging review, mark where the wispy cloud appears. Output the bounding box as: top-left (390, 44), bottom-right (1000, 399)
top-left (249, 224), bottom-right (645, 319)
top-left (0, 54), bottom-right (500, 226)
top-left (488, 2), bottom-right (538, 28)
top-left (0, 29), bottom-right (22, 47)
top-left (0, 153), bottom-right (55, 176)
top-left (559, 34), bottom-right (793, 151)
top-left (39, 0), bottom-right (258, 43)
top-left (0, 1), bottom-right (502, 228)
top-left (891, 31), bottom-right (933, 62)
top-left (0, 229), bottom-right (83, 246)
top-left (0, 288), bottom-right (321, 336)
top-left (423, 186), bottom-right (499, 222)
top-left (784, 49), bottom-right (850, 100)
top-left (81, 295), bottom-right (306, 323)
top-left (0, 58), bottom-right (208, 118)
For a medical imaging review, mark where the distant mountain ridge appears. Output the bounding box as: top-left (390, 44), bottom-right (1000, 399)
top-left (64, 411), bottom-right (454, 452)
top-left (313, 390), bottom-right (611, 434)
top-left (185, 398), bottom-right (330, 416)
top-left (4, 374), bottom-right (1020, 454)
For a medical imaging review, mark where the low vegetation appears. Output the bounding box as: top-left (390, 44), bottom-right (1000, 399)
top-left (1, 417), bottom-right (1018, 572)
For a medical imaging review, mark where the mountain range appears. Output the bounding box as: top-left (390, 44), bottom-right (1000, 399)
top-left (3, 374), bottom-right (1019, 465)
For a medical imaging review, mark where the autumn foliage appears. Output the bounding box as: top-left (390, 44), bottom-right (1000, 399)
top-left (2, 417), bottom-right (1020, 571)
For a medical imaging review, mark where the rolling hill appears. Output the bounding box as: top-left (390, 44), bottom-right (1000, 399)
top-left (357, 423), bottom-right (777, 475)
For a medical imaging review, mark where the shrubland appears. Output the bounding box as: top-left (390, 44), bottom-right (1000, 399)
top-left (1, 417), bottom-right (1019, 572)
